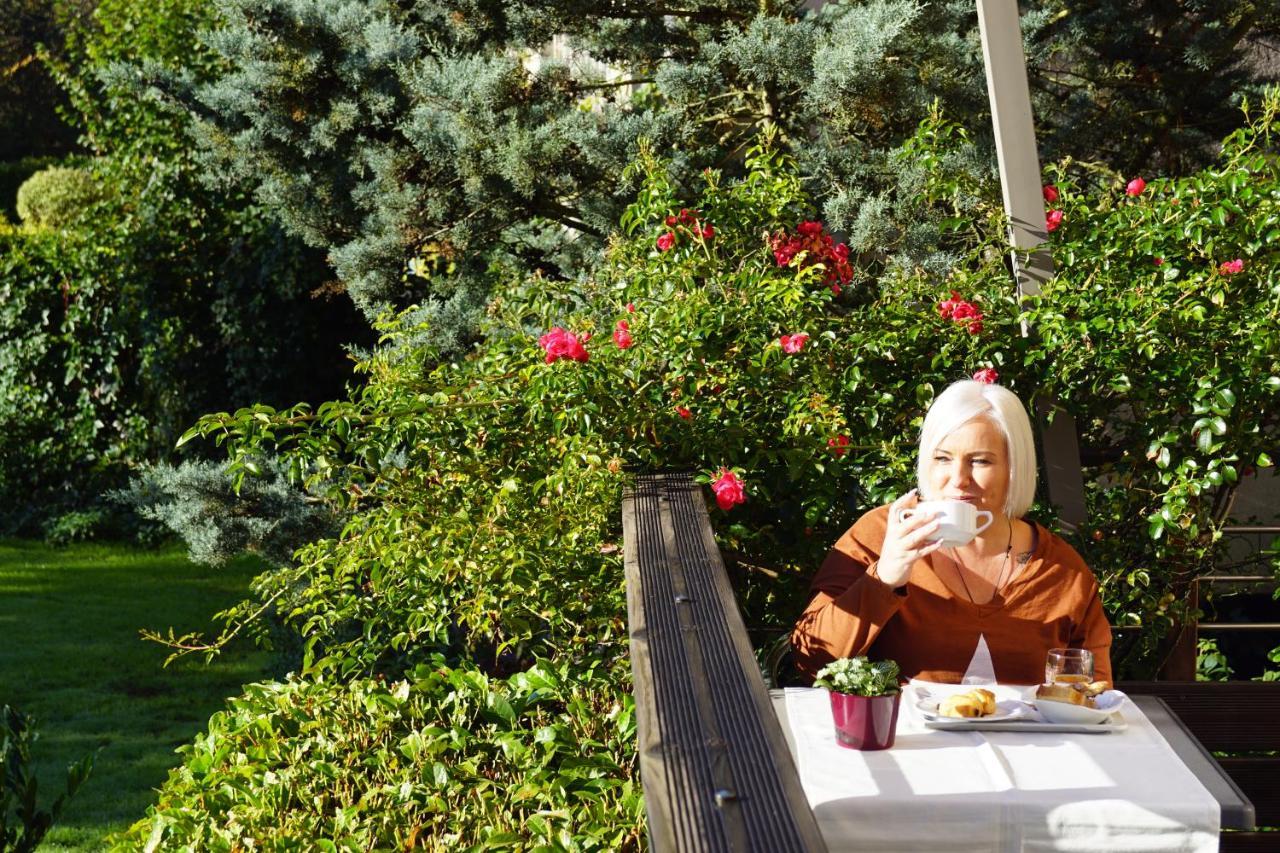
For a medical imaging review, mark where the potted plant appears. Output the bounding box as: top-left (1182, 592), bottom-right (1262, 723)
top-left (813, 657), bottom-right (903, 750)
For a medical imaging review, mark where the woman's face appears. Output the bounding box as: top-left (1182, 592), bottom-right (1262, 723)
top-left (925, 416), bottom-right (1010, 517)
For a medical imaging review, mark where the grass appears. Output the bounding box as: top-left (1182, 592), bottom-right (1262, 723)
top-left (0, 539), bottom-right (275, 850)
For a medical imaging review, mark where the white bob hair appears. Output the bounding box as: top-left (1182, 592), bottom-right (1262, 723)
top-left (915, 380), bottom-right (1037, 518)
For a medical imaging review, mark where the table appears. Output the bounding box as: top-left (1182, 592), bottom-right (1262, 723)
top-left (771, 687), bottom-right (1254, 852)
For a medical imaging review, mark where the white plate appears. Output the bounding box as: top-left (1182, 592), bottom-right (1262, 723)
top-left (915, 697), bottom-right (1024, 722)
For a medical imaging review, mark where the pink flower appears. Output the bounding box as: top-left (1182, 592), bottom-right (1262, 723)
top-left (1046, 209), bottom-right (1064, 233)
top-left (967, 320), bottom-right (983, 335)
top-left (1153, 257), bottom-right (1164, 266)
top-left (711, 469), bottom-right (746, 511)
top-left (538, 327), bottom-right (590, 364)
top-left (613, 320), bottom-right (632, 349)
top-left (1219, 258), bottom-right (1244, 275)
top-left (656, 232), bottom-right (676, 252)
top-left (779, 333), bottom-right (809, 354)
top-left (972, 367), bottom-right (999, 384)
top-left (701, 225), bottom-right (715, 239)
top-left (626, 302), bottom-right (635, 313)
top-left (1042, 184), bottom-right (1059, 203)
top-left (1126, 177), bottom-right (1146, 197)
top-left (675, 405), bottom-right (692, 420)
top-left (827, 435), bottom-right (850, 457)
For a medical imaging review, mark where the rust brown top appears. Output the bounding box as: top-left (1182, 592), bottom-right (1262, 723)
top-left (792, 505), bottom-right (1113, 685)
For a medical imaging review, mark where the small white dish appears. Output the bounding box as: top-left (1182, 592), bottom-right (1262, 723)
top-left (1035, 690), bottom-right (1124, 725)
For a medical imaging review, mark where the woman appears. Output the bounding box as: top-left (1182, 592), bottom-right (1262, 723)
top-left (792, 379), bottom-right (1113, 685)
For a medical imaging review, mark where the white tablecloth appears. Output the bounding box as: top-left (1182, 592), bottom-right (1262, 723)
top-left (783, 684), bottom-right (1219, 852)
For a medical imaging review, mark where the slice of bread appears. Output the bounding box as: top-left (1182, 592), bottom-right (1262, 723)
top-left (1035, 682), bottom-right (1095, 708)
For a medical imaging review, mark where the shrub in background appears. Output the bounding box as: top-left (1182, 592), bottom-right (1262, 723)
top-left (14, 164), bottom-right (103, 228)
top-left (0, 0), bottom-right (372, 536)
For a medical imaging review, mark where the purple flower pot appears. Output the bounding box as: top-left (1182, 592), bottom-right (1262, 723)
top-left (828, 690), bottom-right (901, 750)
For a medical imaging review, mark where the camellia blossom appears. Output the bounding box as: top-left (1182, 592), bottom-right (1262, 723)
top-left (769, 220), bottom-right (853, 295)
top-left (1219, 258), bottom-right (1244, 275)
top-left (1042, 184), bottom-right (1059, 203)
top-left (613, 320), bottom-right (633, 349)
top-left (711, 469), bottom-right (746, 511)
top-left (538, 327), bottom-right (589, 364)
top-left (827, 435), bottom-right (851, 457)
top-left (1126, 177), bottom-right (1146, 197)
top-left (675, 405), bottom-right (692, 420)
top-left (779, 333), bottom-right (809, 353)
top-left (972, 367), bottom-right (999, 384)
top-left (656, 232), bottom-right (676, 252)
top-left (1046, 209), bottom-right (1065, 232)
top-left (938, 291), bottom-right (984, 335)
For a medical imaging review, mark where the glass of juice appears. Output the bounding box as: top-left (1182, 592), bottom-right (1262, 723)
top-left (1045, 648), bottom-right (1094, 685)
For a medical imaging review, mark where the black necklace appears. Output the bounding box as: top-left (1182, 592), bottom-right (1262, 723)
top-left (951, 519), bottom-right (1014, 605)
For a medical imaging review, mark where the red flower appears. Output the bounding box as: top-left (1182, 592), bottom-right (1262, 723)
top-left (711, 469), bottom-right (746, 511)
top-left (675, 405), bottom-right (692, 420)
top-left (1219, 258), bottom-right (1244, 275)
top-left (538, 327), bottom-right (589, 363)
top-left (1153, 257), bottom-right (1164, 266)
top-left (626, 302), bottom-right (635, 313)
top-left (1042, 184), bottom-right (1059, 203)
top-left (701, 225), bottom-right (715, 239)
top-left (613, 320), bottom-right (632, 349)
top-left (937, 290), bottom-right (962, 319)
top-left (770, 221), bottom-right (853, 294)
top-left (779, 333), bottom-right (809, 354)
top-left (939, 291), bottom-right (984, 334)
top-left (664, 215), bottom-right (677, 226)
top-left (827, 435), bottom-right (850, 457)
top-left (972, 367), bottom-right (999, 384)
top-left (1126, 177), bottom-right (1146, 197)
top-left (656, 232), bottom-right (676, 252)
top-left (1046, 209), bottom-right (1064, 232)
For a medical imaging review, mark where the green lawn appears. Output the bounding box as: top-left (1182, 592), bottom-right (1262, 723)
top-left (0, 539), bottom-right (275, 850)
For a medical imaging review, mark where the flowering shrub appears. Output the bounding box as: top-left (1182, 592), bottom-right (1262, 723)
top-left (127, 95), bottom-right (1280, 845)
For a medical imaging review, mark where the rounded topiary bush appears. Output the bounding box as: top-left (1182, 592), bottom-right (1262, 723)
top-left (15, 165), bottom-right (103, 229)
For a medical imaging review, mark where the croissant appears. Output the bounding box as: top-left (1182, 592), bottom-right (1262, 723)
top-left (938, 688), bottom-right (997, 718)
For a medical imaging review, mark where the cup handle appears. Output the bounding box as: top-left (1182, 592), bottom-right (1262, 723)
top-left (974, 511), bottom-right (994, 534)
top-left (897, 508), bottom-right (916, 525)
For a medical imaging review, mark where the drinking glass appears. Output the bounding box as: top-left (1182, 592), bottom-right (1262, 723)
top-left (1045, 648), bottom-right (1094, 685)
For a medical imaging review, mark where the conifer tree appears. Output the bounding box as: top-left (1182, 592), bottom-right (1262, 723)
top-left (146, 0), bottom-right (1278, 336)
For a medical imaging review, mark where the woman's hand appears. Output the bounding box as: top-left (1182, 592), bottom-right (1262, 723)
top-left (876, 489), bottom-right (944, 587)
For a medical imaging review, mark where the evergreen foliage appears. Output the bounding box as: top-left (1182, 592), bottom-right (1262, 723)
top-left (137, 0), bottom-right (1279, 342)
top-left (119, 460), bottom-right (343, 568)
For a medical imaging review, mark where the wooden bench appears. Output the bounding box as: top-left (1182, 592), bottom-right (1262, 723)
top-left (622, 472), bottom-right (827, 852)
top-left (1117, 680), bottom-right (1280, 852)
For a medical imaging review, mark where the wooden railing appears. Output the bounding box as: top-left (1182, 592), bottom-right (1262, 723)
top-left (622, 472), bottom-right (826, 852)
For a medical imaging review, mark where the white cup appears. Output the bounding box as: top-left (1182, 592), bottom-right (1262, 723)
top-left (896, 499), bottom-right (994, 546)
